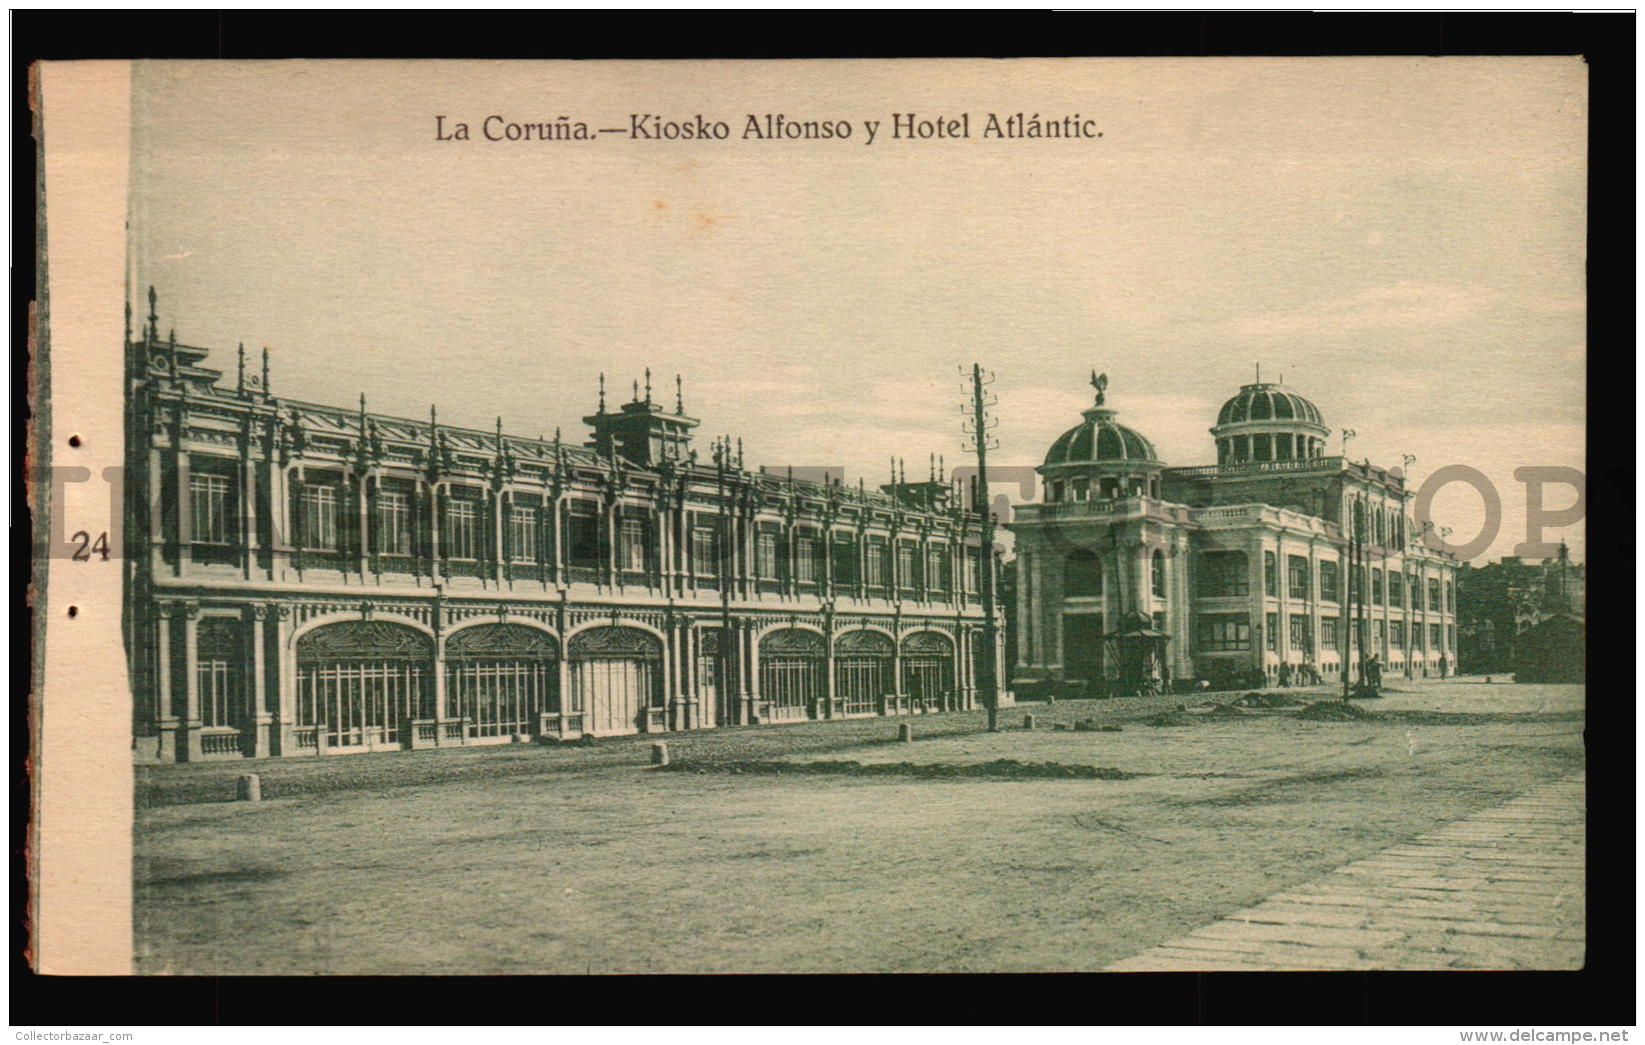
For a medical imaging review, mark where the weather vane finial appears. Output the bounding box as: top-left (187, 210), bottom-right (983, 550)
top-left (1089, 370), bottom-right (1108, 407)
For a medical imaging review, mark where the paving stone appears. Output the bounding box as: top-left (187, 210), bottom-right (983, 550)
top-left (1104, 774), bottom-right (1585, 973)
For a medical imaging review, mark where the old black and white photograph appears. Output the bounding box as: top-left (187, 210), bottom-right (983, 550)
top-left (30, 53), bottom-right (1596, 989)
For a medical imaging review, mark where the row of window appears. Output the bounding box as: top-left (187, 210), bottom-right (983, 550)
top-left (1217, 432), bottom-right (1325, 464)
top-left (1059, 546), bottom-right (1452, 612)
top-left (190, 472), bottom-right (982, 589)
top-left (1203, 612), bottom-right (1456, 654)
top-left (1044, 475), bottom-right (1163, 504)
top-left (1260, 551), bottom-right (1452, 611)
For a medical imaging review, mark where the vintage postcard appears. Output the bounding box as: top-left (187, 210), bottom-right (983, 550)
top-left (32, 57), bottom-right (1586, 976)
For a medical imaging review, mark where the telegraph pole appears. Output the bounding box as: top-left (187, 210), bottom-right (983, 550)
top-left (964, 364), bottom-right (1003, 732)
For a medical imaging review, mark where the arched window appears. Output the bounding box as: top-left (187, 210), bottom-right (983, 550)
top-left (296, 620), bottom-right (435, 750)
top-left (834, 630), bottom-right (894, 716)
top-left (1151, 548), bottom-right (1166, 598)
top-left (901, 631), bottom-right (956, 710)
top-left (759, 628), bottom-right (826, 721)
top-left (1064, 548), bottom-right (1102, 597)
top-left (568, 626), bottom-right (663, 737)
top-left (446, 624), bottom-right (559, 739)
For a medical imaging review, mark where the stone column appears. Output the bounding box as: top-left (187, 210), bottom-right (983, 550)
top-left (180, 602), bottom-right (202, 761)
top-left (433, 632), bottom-right (453, 743)
top-left (823, 617), bottom-right (838, 719)
top-left (550, 492), bottom-right (566, 588)
top-left (154, 608), bottom-right (179, 762)
top-left (239, 445), bottom-right (255, 579)
top-left (358, 472), bottom-right (373, 580)
top-left (494, 488), bottom-right (507, 587)
top-left (175, 446), bottom-right (193, 572)
top-left (1015, 547), bottom-right (1033, 671)
top-left (273, 605), bottom-right (295, 755)
top-left (667, 617), bottom-right (686, 731)
top-left (250, 604), bottom-right (272, 758)
top-left (1172, 532), bottom-right (1194, 682)
top-left (738, 621), bottom-right (756, 725)
top-left (1248, 533), bottom-right (1266, 680)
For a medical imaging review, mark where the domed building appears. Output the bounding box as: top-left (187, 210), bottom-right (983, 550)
top-left (1039, 384), bottom-right (1164, 504)
top-left (1211, 380), bottom-right (1330, 465)
top-left (1009, 371), bottom-right (1458, 695)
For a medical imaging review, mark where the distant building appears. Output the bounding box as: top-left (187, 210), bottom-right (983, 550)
top-left (1457, 546), bottom-right (1585, 677)
top-left (124, 290), bottom-right (1000, 762)
top-left (1008, 374), bottom-right (1458, 695)
top-left (1512, 613), bottom-right (1585, 684)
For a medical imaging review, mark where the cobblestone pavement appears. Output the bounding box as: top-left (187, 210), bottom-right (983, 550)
top-left (1107, 772), bottom-right (1586, 971)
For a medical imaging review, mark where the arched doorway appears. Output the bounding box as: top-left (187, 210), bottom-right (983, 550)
top-left (568, 626), bottom-right (662, 737)
top-left (296, 620), bottom-right (434, 751)
top-left (445, 624), bottom-right (559, 740)
top-left (901, 631), bottom-right (955, 711)
top-left (835, 630), bottom-right (893, 716)
top-left (759, 628), bottom-right (825, 722)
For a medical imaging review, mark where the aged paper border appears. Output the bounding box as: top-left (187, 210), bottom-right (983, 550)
top-left (34, 60), bottom-right (134, 976)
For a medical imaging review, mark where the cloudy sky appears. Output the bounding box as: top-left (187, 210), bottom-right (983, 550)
top-left (129, 58), bottom-right (1586, 563)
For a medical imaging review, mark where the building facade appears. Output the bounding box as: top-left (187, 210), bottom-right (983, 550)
top-left (125, 292), bottom-right (1000, 763)
top-left (1456, 547), bottom-right (1585, 676)
top-left (1009, 375), bottom-right (1458, 693)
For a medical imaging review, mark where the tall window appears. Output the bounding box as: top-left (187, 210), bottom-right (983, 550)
top-left (1391, 621), bottom-right (1405, 648)
top-left (965, 547), bottom-right (981, 593)
top-left (196, 659), bottom-right (238, 727)
top-left (1198, 551), bottom-right (1249, 597)
top-left (1151, 549), bottom-right (1166, 598)
top-left (1446, 581), bottom-right (1455, 613)
top-left (377, 490), bottom-right (413, 556)
top-left (691, 524), bottom-right (720, 577)
top-left (1288, 555), bottom-right (1310, 600)
top-left (196, 619), bottom-right (243, 729)
top-left (1377, 619), bottom-right (1388, 653)
top-left (1265, 612), bottom-right (1278, 650)
top-left (832, 538), bottom-right (857, 587)
top-left (1371, 569), bottom-right (1383, 606)
top-left (1319, 560), bottom-right (1339, 603)
top-left (1427, 578), bottom-right (1441, 612)
top-left (1429, 624), bottom-right (1443, 650)
top-left (794, 535), bottom-right (819, 584)
top-left (189, 472), bottom-right (234, 545)
top-left (444, 499), bottom-right (478, 559)
top-left (1288, 613), bottom-right (1311, 651)
top-left (1321, 617), bottom-right (1339, 650)
top-left (866, 538), bottom-right (888, 587)
top-left (928, 546), bottom-right (950, 591)
top-left (756, 532), bottom-right (780, 579)
top-left (897, 544), bottom-right (916, 589)
top-left (566, 501), bottom-right (603, 569)
top-left (1197, 614), bottom-right (1250, 651)
top-left (301, 484), bottom-right (339, 551)
top-left (1388, 570), bottom-right (1404, 608)
top-left (1064, 549), bottom-right (1102, 597)
top-left (509, 504), bottom-right (540, 564)
top-left (1264, 551), bottom-right (1277, 596)
top-left (619, 516), bottom-right (647, 572)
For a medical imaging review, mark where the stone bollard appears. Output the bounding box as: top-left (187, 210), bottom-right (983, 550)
top-left (1023, 714), bottom-right (1036, 731)
top-left (236, 774), bottom-right (261, 803)
top-left (898, 723), bottom-right (914, 743)
top-left (651, 742), bottom-right (670, 766)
